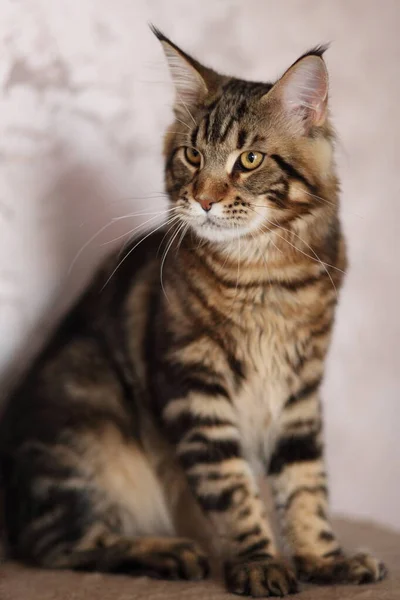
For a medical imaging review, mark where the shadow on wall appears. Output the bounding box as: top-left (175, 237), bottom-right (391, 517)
top-left (0, 150), bottom-right (133, 411)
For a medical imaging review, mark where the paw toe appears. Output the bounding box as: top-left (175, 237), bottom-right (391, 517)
top-left (295, 551), bottom-right (388, 586)
top-left (173, 542), bottom-right (210, 580)
top-left (225, 557), bottom-right (298, 597)
top-left (348, 553), bottom-right (388, 585)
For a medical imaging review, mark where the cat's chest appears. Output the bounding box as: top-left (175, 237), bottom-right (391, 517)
top-left (232, 313), bottom-right (299, 474)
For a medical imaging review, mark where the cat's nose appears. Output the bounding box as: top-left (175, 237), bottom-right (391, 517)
top-left (196, 196), bottom-right (216, 212)
top-left (194, 180), bottom-right (228, 212)
top-left (195, 191), bottom-right (226, 212)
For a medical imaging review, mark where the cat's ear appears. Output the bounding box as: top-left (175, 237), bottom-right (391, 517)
top-left (151, 25), bottom-right (216, 114)
top-left (267, 46), bottom-right (329, 133)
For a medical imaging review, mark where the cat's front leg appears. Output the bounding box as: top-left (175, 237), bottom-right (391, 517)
top-left (162, 389), bottom-right (298, 597)
top-left (268, 386), bottom-right (387, 586)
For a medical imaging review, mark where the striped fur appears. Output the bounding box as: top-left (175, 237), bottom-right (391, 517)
top-left (0, 29), bottom-right (386, 597)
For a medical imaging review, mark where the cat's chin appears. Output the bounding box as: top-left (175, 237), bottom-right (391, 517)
top-left (190, 221), bottom-right (259, 244)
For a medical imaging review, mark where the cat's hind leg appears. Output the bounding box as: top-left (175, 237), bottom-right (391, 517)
top-left (3, 426), bottom-right (209, 581)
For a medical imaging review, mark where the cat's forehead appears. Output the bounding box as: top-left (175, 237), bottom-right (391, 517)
top-left (196, 79), bottom-right (273, 150)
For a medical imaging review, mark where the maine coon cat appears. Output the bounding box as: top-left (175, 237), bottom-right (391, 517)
top-left (0, 27), bottom-right (387, 597)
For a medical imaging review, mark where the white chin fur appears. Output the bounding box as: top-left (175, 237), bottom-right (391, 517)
top-left (188, 210), bottom-right (269, 243)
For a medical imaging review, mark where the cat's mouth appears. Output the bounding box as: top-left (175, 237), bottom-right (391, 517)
top-left (201, 213), bottom-right (225, 227)
top-left (187, 212), bottom-right (261, 242)
top-left (177, 198), bottom-right (269, 242)
top-left (195, 212), bottom-right (239, 231)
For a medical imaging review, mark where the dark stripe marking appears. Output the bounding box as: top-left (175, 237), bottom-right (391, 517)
top-left (235, 98), bottom-right (247, 120)
top-left (191, 126), bottom-right (199, 147)
top-left (317, 504), bottom-right (328, 521)
top-left (165, 411), bottom-right (234, 444)
top-left (202, 113), bottom-right (210, 142)
top-left (323, 548), bottom-right (343, 559)
top-left (161, 359), bottom-right (230, 401)
top-left (268, 432), bottom-right (322, 476)
top-left (179, 265), bottom-right (236, 326)
top-left (237, 129), bottom-right (248, 149)
top-left (277, 485), bottom-right (328, 511)
top-left (187, 431), bottom-right (237, 445)
top-left (238, 539), bottom-right (271, 558)
top-left (285, 377), bottom-right (322, 408)
top-left (270, 154), bottom-right (315, 192)
top-left (312, 322), bottom-right (332, 338)
top-left (204, 97), bottom-right (220, 111)
top-left (220, 116), bottom-right (236, 143)
top-left (279, 273), bottom-right (326, 292)
top-left (235, 525), bottom-right (261, 544)
top-left (178, 378), bottom-right (230, 400)
top-left (179, 439), bottom-right (241, 469)
top-left (286, 418), bottom-right (321, 433)
top-left (319, 530), bottom-right (335, 542)
top-left (251, 134), bottom-right (265, 145)
top-left (196, 247), bottom-right (325, 292)
top-left (197, 483), bottom-right (246, 512)
top-left (238, 506), bottom-right (252, 519)
top-left (266, 190), bottom-right (286, 209)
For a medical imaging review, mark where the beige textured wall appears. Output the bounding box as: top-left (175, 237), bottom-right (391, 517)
top-left (0, 1), bottom-right (399, 530)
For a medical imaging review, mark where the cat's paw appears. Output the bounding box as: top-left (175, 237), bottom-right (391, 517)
top-left (143, 539), bottom-right (210, 581)
top-left (225, 556), bottom-right (298, 597)
top-left (295, 551), bottom-right (388, 585)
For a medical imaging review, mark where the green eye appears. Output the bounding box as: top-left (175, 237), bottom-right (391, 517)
top-left (239, 151), bottom-right (264, 170)
top-left (184, 147), bottom-right (202, 167)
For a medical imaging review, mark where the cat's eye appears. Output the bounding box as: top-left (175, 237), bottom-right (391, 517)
top-left (184, 147), bottom-right (202, 167)
top-left (238, 151), bottom-right (264, 171)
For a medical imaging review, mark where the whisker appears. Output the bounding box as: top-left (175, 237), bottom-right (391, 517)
top-left (176, 93), bottom-right (197, 127)
top-left (114, 192), bottom-right (169, 203)
top-left (112, 206), bottom-right (178, 222)
top-left (271, 221), bottom-right (340, 297)
top-left (101, 210), bottom-right (178, 247)
top-left (250, 228), bottom-right (274, 273)
top-left (160, 221), bottom-right (185, 301)
top-left (275, 220), bottom-right (344, 276)
top-left (101, 215), bottom-right (181, 290)
top-left (235, 224), bottom-right (241, 303)
top-left (195, 230), bottom-right (207, 250)
top-left (68, 221), bottom-right (114, 275)
top-left (176, 221), bottom-right (190, 254)
top-left (250, 207), bottom-right (339, 297)
top-left (295, 187), bottom-right (364, 219)
top-left (157, 214), bottom-right (183, 257)
top-left (247, 207), bottom-right (284, 257)
top-left (167, 131), bottom-right (191, 136)
top-left (174, 117), bottom-right (192, 131)
top-left (249, 205), bottom-right (344, 275)
top-left (117, 213), bottom-right (181, 260)
top-left (250, 231), bottom-right (269, 272)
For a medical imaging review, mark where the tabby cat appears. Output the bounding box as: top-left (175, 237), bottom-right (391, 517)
top-left (0, 27), bottom-right (387, 597)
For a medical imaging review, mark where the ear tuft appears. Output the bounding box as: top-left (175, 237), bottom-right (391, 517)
top-left (294, 43), bottom-right (330, 62)
top-left (151, 25), bottom-right (208, 110)
top-left (149, 24), bottom-right (168, 43)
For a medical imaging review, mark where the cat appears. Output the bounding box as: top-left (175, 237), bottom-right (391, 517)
top-left (0, 26), bottom-right (387, 597)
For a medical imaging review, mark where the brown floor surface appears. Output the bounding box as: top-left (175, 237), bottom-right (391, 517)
top-left (1, 518), bottom-right (399, 599)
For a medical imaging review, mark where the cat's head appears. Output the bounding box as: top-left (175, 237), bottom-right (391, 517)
top-left (154, 27), bottom-right (337, 244)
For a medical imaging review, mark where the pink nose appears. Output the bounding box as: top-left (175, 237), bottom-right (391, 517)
top-left (194, 181), bottom-right (228, 212)
top-left (197, 197), bottom-right (215, 212)
top-left (195, 193), bottom-right (225, 212)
